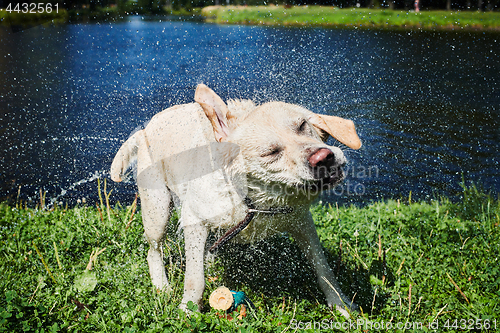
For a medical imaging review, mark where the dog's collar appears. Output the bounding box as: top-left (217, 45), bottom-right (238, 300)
top-left (208, 197), bottom-right (293, 253)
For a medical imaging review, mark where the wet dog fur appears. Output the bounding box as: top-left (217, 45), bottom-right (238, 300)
top-left (110, 84), bottom-right (361, 317)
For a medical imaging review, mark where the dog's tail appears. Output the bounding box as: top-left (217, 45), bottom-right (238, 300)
top-left (110, 130), bottom-right (141, 182)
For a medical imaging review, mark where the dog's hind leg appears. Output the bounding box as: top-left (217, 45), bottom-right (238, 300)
top-left (137, 165), bottom-right (172, 292)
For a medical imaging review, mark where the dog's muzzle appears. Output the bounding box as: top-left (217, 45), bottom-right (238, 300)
top-left (308, 148), bottom-right (345, 190)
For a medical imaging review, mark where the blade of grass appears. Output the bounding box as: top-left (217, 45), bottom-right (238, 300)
top-left (16, 185), bottom-right (21, 209)
top-left (39, 188), bottom-right (46, 210)
top-left (97, 178), bottom-right (104, 209)
top-left (53, 241), bottom-right (63, 270)
top-left (432, 303), bottom-right (448, 322)
top-left (104, 178), bottom-right (112, 221)
top-left (86, 247), bottom-right (106, 271)
top-left (33, 241), bottom-right (56, 284)
top-left (407, 283), bottom-right (412, 317)
top-left (396, 257), bottom-right (405, 275)
top-left (96, 202), bottom-right (103, 223)
top-left (125, 193), bottom-right (138, 230)
top-left (446, 272), bottom-right (470, 305)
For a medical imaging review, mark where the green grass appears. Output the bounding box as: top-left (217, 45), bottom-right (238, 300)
top-left (4, 5), bottom-right (498, 31)
top-left (1, 181), bottom-right (499, 332)
top-left (201, 5), bottom-right (500, 31)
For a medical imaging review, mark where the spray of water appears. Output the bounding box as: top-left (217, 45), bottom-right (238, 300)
top-left (47, 169), bottom-right (109, 208)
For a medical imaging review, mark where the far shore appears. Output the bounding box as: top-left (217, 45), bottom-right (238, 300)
top-left (1, 5), bottom-right (500, 32)
top-left (201, 5), bottom-right (500, 32)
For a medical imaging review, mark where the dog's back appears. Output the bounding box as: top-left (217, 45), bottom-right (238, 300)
top-left (111, 102), bottom-right (248, 229)
top-left (111, 103), bottom-right (213, 183)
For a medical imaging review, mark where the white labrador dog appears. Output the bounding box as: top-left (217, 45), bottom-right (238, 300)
top-left (110, 84), bottom-right (361, 317)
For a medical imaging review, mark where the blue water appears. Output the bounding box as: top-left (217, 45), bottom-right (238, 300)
top-left (1, 18), bottom-right (499, 206)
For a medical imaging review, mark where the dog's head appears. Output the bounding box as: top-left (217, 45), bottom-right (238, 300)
top-left (195, 84), bottom-right (361, 203)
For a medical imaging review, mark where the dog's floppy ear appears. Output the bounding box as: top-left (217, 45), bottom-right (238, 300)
top-left (195, 84), bottom-right (234, 142)
top-left (308, 113), bottom-right (362, 150)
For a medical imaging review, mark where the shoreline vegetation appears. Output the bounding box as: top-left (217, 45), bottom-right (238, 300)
top-left (1, 5), bottom-right (500, 32)
top-left (202, 5), bottom-right (500, 31)
top-left (1, 182), bottom-right (499, 330)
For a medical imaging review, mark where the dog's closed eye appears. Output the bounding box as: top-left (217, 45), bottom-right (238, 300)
top-left (261, 145), bottom-right (283, 160)
top-left (296, 119), bottom-right (311, 135)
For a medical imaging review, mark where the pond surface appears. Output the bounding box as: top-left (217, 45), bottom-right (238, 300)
top-left (1, 18), bottom-right (499, 206)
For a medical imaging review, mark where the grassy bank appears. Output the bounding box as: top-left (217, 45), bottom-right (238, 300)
top-left (1, 183), bottom-right (499, 331)
top-left (3, 5), bottom-right (499, 31)
top-left (202, 5), bottom-right (500, 31)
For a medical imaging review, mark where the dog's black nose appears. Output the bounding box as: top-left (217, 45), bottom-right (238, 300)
top-left (308, 148), bottom-right (335, 170)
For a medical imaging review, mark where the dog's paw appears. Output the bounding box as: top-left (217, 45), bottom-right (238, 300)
top-left (179, 301), bottom-right (200, 316)
top-left (178, 302), bottom-right (190, 314)
top-left (335, 305), bottom-right (351, 319)
top-left (328, 299), bottom-right (359, 319)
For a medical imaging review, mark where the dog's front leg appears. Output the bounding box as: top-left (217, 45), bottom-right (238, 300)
top-left (180, 223), bottom-right (208, 312)
top-left (288, 212), bottom-right (358, 318)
